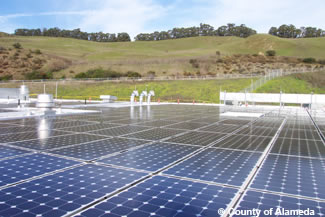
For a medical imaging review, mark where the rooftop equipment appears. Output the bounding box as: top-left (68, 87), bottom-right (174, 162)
top-left (139, 91), bottom-right (148, 105)
top-left (147, 91), bottom-right (155, 104)
top-left (130, 90), bottom-right (139, 105)
top-left (36, 94), bottom-right (55, 109)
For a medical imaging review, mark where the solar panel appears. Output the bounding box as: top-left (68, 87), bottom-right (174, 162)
top-left (76, 176), bottom-right (238, 217)
top-left (250, 154), bottom-right (325, 199)
top-left (0, 126), bottom-right (43, 135)
top-left (98, 142), bottom-right (200, 172)
top-left (9, 134), bottom-right (108, 150)
top-left (125, 128), bottom-right (185, 141)
top-left (166, 131), bottom-right (228, 146)
top-left (163, 122), bottom-right (207, 130)
top-left (212, 135), bottom-right (271, 152)
top-left (0, 164), bottom-right (147, 217)
top-left (252, 117), bottom-right (283, 128)
top-left (198, 124), bottom-right (240, 134)
top-left (56, 123), bottom-right (121, 133)
top-left (0, 105), bottom-right (323, 216)
top-left (0, 130), bottom-right (71, 143)
top-left (135, 120), bottom-right (180, 127)
top-left (0, 154), bottom-right (79, 187)
top-left (89, 125), bottom-right (150, 137)
top-left (236, 126), bottom-right (278, 137)
top-left (218, 119), bottom-right (253, 125)
top-left (271, 137), bottom-right (325, 158)
top-left (48, 138), bottom-right (150, 161)
top-left (279, 128), bottom-right (322, 140)
top-left (236, 190), bottom-right (324, 217)
top-left (164, 148), bottom-right (261, 186)
top-left (0, 145), bottom-right (30, 160)
top-left (109, 119), bottom-right (150, 125)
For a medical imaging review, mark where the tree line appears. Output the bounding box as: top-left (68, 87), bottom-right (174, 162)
top-left (268, 24), bottom-right (325, 38)
top-left (134, 23), bottom-right (257, 41)
top-left (14, 28), bottom-right (131, 42)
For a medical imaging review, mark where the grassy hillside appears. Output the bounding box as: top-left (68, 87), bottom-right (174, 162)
top-left (255, 71), bottom-right (325, 94)
top-left (0, 78), bottom-right (255, 103)
top-left (1, 34), bottom-right (325, 78)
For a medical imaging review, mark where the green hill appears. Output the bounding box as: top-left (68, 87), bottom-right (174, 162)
top-left (1, 34), bottom-right (325, 78)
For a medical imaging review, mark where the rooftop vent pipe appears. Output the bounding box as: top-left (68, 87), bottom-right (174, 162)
top-left (147, 91), bottom-right (155, 104)
top-left (36, 94), bottom-right (55, 108)
top-left (130, 90), bottom-right (139, 105)
top-left (139, 91), bottom-right (148, 105)
top-left (19, 85), bottom-right (29, 101)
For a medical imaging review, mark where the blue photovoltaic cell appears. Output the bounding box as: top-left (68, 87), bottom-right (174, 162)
top-left (271, 137), bottom-right (325, 158)
top-left (235, 190), bottom-right (325, 217)
top-left (0, 154), bottom-right (79, 187)
top-left (48, 138), bottom-right (150, 161)
top-left (98, 143), bottom-right (200, 172)
top-left (0, 164), bottom-right (147, 217)
top-left (212, 135), bottom-right (271, 152)
top-left (76, 175), bottom-right (238, 217)
top-left (89, 125), bottom-right (150, 137)
top-left (164, 148), bottom-right (261, 186)
top-left (166, 131), bottom-right (228, 146)
top-left (236, 126), bottom-right (278, 137)
top-left (0, 145), bottom-right (30, 160)
top-left (9, 134), bottom-right (108, 150)
top-left (0, 130), bottom-right (71, 143)
top-left (125, 128), bottom-right (185, 141)
top-left (250, 154), bottom-right (325, 199)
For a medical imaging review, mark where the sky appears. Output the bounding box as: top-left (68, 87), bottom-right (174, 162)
top-left (1, 0), bottom-right (325, 39)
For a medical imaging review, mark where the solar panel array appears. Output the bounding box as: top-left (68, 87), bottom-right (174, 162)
top-left (0, 104), bottom-right (324, 216)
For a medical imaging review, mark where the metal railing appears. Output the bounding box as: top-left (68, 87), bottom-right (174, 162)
top-left (0, 73), bottom-right (264, 84)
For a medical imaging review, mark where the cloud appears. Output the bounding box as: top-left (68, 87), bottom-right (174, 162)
top-left (0, 0), bottom-right (168, 39)
top-left (77, 0), bottom-right (168, 39)
top-left (207, 0), bottom-right (325, 32)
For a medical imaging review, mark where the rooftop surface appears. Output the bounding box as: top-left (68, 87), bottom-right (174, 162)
top-left (0, 104), bottom-right (324, 217)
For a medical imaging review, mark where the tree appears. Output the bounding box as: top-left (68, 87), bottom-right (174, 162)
top-left (268, 27), bottom-right (278, 36)
top-left (265, 50), bottom-right (276, 56)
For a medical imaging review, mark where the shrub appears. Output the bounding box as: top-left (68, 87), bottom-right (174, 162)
top-left (0, 75), bottom-right (13, 81)
top-left (25, 71), bottom-right (53, 80)
top-left (252, 54), bottom-right (258, 57)
top-left (48, 59), bottom-right (69, 72)
top-left (75, 68), bottom-right (123, 79)
top-left (125, 71), bottom-right (141, 78)
top-left (147, 71), bottom-right (156, 78)
top-left (189, 59), bottom-right (199, 68)
top-left (34, 49), bottom-right (42, 54)
top-left (26, 53), bottom-right (32, 58)
top-left (32, 58), bottom-right (43, 64)
top-left (183, 71), bottom-right (192, 76)
top-left (216, 51), bottom-right (221, 56)
top-left (317, 59), bottom-right (325, 65)
top-left (265, 50), bottom-right (276, 56)
top-left (302, 57), bottom-right (316, 64)
top-left (12, 43), bottom-right (22, 49)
